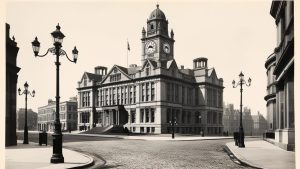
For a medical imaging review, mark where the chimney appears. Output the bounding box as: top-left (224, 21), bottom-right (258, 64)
top-left (181, 65), bottom-right (184, 69)
top-left (129, 64), bottom-right (137, 68)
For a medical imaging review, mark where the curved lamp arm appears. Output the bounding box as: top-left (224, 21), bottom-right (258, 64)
top-left (35, 47), bottom-right (56, 57)
top-left (232, 80), bottom-right (241, 88)
top-left (18, 88), bottom-right (24, 95)
top-left (28, 90), bottom-right (36, 97)
top-left (245, 78), bottom-right (251, 87)
top-left (59, 49), bottom-right (76, 63)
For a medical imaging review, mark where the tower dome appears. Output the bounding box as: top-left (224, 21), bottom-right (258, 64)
top-left (149, 4), bottom-right (166, 20)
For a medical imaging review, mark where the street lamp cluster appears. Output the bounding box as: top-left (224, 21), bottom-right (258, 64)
top-left (18, 82), bottom-right (35, 144)
top-left (232, 72), bottom-right (251, 148)
top-left (31, 23), bottom-right (78, 163)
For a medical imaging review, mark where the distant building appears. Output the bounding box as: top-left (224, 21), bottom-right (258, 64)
top-left (266, 0), bottom-right (294, 151)
top-left (6, 23), bottom-right (20, 146)
top-left (252, 112), bottom-right (268, 136)
top-left (264, 52), bottom-right (276, 131)
top-left (223, 104), bottom-right (253, 136)
top-left (17, 108), bottom-right (38, 131)
top-left (76, 5), bottom-right (224, 135)
top-left (38, 98), bottom-right (78, 131)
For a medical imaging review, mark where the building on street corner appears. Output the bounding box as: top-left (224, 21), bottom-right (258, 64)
top-left (38, 98), bottom-right (78, 132)
top-left (6, 23), bottom-right (20, 146)
top-left (77, 4), bottom-right (224, 135)
top-left (265, 0), bottom-right (294, 151)
top-left (17, 108), bottom-right (38, 131)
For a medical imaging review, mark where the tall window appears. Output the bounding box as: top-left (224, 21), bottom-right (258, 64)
top-left (146, 83), bottom-right (150, 101)
top-left (121, 87), bottom-right (124, 104)
top-left (105, 89), bottom-right (108, 106)
top-left (117, 87), bottom-right (120, 105)
top-left (166, 108), bottom-right (171, 123)
top-left (142, 84), bottom-right (145, 102)
top-left (151, 108), bottom-right (155, 122)
top-left (129, 86), bottom-right (133, 104)
top-left (125, 86), bottom-right (128, 104)
top-left (133, 86), bottom-right (136, 103)
top-left (151, 82), bottom-right (155, 101)
top-left (131, 110), bottom-right (136, 123)
top-left (145, 109), bottom-right (149, 122)
top-left (140, 109), bottom-right (144, 123)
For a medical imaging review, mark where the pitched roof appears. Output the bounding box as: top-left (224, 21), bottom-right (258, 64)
top-left (86, 72), bottom-right (103, 82)
top-left (115, 65), bottom-right (128, 74)
top-left (128, 66), bottom-right (141, 74)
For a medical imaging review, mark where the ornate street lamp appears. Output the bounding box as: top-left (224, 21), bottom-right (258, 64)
top-left (232, 72), bottom-right (251, 148)
top-left (169, 117), bottom-right (177, 139)
top-left (18, 82), bottom-right (35, 144)
top-left (32, 24), bottom-right (78, 163)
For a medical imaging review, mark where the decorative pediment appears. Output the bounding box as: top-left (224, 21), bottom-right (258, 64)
top-left (101, 65), bottom-right (131, 84)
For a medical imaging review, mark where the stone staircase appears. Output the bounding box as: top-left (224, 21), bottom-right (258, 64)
top-left (81, 125), bottom-right (125, 134)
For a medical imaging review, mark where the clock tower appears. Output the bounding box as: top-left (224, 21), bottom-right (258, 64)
top-left (141, 4), bottom-right (175, 67)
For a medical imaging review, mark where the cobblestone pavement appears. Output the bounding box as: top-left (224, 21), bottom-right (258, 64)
top-left (64, 138), bottom-right (258, 169)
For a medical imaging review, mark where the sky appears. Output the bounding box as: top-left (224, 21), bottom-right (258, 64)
top-left (5, 0), bottom-right (277, 117)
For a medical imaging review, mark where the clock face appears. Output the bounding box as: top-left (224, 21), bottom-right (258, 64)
top-left (145, 41), bottom-right (156, 54)
top-left (163, 43), bottom-right (170, 54)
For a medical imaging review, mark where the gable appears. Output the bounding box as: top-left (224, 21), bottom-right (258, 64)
top-left (141, 59), bottom-right (156, 71)
top-left (101, 65), bottom-right (131, 84)
top-left (78, 72), bottom-right (93, 88)
top-left (208, 68), bottom-right (219, 83)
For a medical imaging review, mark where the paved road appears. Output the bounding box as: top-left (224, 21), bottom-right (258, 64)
top-left (18, 132), bottom-right (256, 169)
top-left (65, 138), bottom-right (258, 169)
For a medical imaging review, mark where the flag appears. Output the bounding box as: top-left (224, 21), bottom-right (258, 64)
top-left (127, 41), bottom-right (130, 51)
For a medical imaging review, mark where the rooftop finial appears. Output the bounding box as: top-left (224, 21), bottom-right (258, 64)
top-left (156, 3), bottom-right (159, 8)
top-left (56, 23), bottom-right (61, 30)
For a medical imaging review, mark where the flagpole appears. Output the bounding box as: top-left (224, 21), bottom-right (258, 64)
top-left (127, 39), bottom-right (128, 68)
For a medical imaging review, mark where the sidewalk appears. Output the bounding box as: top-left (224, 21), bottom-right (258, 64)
top-left (5, 140), bottom-right (94, 169)
top-left (226, 140), bottom-right (295, 169)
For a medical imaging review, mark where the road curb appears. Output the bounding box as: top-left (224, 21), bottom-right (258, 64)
top-left (225, 142), bottom-right (262, 169)
top-left (65, 148), bottom-right (95, 169)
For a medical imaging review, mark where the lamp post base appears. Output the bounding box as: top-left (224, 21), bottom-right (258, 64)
top-left (23, 127), bottom-right (29, 144)
top-left (51, 154), bottom-right (64, 163)
top-left (51, 133), bottom-right (64, 163)
top-left (239, 130), bottom-right (245, 148)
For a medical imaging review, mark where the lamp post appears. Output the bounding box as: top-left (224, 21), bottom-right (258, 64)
top-left (232, 72), bottom-right (251, 148)
top-left (18, 82), bottom-right (35, 144)
top-left (31, 24), bottom-right (78, 163)
top-left (169, 117), bottom-right (177, 139)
